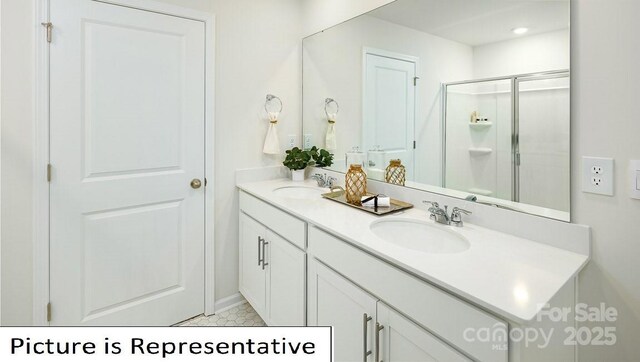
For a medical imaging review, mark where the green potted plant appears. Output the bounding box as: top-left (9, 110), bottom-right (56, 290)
top-left (309, 146), bottom-right (334, 167)
top-left (283, 147), bottom-right (313, 181)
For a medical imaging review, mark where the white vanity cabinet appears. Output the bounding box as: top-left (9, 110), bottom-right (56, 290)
top-left (308, 226), bottom-right (509, 362)
top-left (308, 258), bottom-right (470, 362)
top-left (239, 213), bottom-right (268, 318)
top-left (239, 191), bottom-right (306, 326)
top-left (236, 182), bottom-right (585, 362)
top-left (377, 303), bottom-right (471, 362)
top-left (308, 259), bottom-right (377, 361)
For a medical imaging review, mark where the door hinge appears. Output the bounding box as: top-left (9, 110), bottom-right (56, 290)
top-left (414, 77), bottom-right (420, 86)
top-left (46, 302), bottom-right (52, 322)
top-left (413, 141), bottom-right (416, 149)
top-left (41, 22), bottom-right (53, 43)
top-left (516, 153), bottom-right (521, 166)
top-left (47, 164), bottom-right (52, 182)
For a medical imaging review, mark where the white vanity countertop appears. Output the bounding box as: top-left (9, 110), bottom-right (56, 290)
top-left (237, 179), bottom-right (590, 324)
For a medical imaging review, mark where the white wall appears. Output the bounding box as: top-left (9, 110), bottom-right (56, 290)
top-left (0, 0), bottom-right (35, 326)
top-left (207, 0), bottom-right (302, 303)
top-left (572, 0), bottom-right (640, 360)
top-left (301, 0), bottom-right (395, 36)
top-left (473, 29), bottom-right (570, 79)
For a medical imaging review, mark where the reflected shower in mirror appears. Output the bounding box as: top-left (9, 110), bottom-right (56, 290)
top-left (303, 0), bottom-right (570, 221)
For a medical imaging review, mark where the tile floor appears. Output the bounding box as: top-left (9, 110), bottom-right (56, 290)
top-left (178, 301), bottom-right (266, 327)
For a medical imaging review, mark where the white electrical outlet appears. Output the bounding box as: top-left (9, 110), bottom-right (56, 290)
top-left (287, 135), bottom-right (297, 148)
top-left (304, 134), bottom-right (312, 150)
top-left (582, 157), bottom-right (614, 196)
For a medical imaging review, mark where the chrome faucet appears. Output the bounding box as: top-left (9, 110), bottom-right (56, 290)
top-left (423, 201), bottom-right (449, 224)
top-left (450, 207), bottom-right (472, 227)
top-left (311, 173), bottom-right (338, 188)
top-left (423, 201), bottom-right (472, 227)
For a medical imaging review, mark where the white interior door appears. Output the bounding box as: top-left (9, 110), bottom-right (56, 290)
top-left (50, 0), bottom-right (206, 325)
top-left (364, 51), bottom-right (416, 180)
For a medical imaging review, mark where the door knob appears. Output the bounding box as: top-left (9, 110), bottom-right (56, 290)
top-left (190, 179), bottom-right (202, 189)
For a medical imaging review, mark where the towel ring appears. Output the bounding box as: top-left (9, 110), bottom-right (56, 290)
top-left (325, 98), bottom-right (339, 122)
top-left (265, 94), bottom-right (283, 117)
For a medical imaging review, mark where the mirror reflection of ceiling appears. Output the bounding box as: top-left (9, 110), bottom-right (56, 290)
top-left (368, 0), bottom-right (569, 47)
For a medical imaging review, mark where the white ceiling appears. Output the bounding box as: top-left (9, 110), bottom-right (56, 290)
top-left (369, 0), bottom-right (570, 47)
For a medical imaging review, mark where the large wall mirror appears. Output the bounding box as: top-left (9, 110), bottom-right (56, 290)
top-left (303, 0), bottom-right (570, 221)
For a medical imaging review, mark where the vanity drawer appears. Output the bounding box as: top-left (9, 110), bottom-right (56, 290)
top-left (239, 191), bottom-right (306, 250)
top-left (308, 226), bottom-right (508, 362)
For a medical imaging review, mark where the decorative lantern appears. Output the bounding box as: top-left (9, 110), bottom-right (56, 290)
top-left (345, 164), bottom-right (367, 205)
top-left (385, 159), bottom-right (406, 186)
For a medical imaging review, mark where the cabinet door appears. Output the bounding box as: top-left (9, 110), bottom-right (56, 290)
top-left (267, 230), bottom-right (306, 326)
top-left (377, 303), bottom-right (471, 362)
top-left (239, 212), bottom-right (267, 320)
top-left (308, 258), bottom-right (377, 361)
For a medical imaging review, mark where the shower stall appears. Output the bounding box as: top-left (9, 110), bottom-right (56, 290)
top-left (443, 71), bottom-right (570, 212)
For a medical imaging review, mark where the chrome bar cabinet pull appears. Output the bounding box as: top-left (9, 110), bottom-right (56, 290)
top-left (261, 240), bottom-right (269, 270)
top-left (363, 313), bottom-right (372, 361)
top-left (375, 322), bottom-right (384, 362)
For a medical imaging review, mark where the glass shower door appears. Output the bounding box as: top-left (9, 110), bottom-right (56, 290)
top-left (516, 74), bottom-right (570, 212)
top-left (444, 79), bottom-right (512, 199)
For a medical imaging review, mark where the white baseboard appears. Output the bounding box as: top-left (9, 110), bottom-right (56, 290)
top-left (210, 292), bottom-right (246, 315)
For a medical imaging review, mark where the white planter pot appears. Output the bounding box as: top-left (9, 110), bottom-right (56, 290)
top-left (291, 169), bottom-right (306, 181)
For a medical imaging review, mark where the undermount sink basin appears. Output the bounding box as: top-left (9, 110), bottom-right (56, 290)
top-left (272, 186), bottom-right (323, 200)
top-left (370, 218), bottom-right (470, 254)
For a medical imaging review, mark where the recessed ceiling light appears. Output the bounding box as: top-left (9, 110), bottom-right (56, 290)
top-left (512, 27), bottom-right (529, 35)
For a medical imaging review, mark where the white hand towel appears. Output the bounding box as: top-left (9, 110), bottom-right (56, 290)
top-left (263, 115), bottom-right (280, 155)
top-left (361, 195), bottom-right (391, 208)
top-left (326, 119), bottom-right (337, 152)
